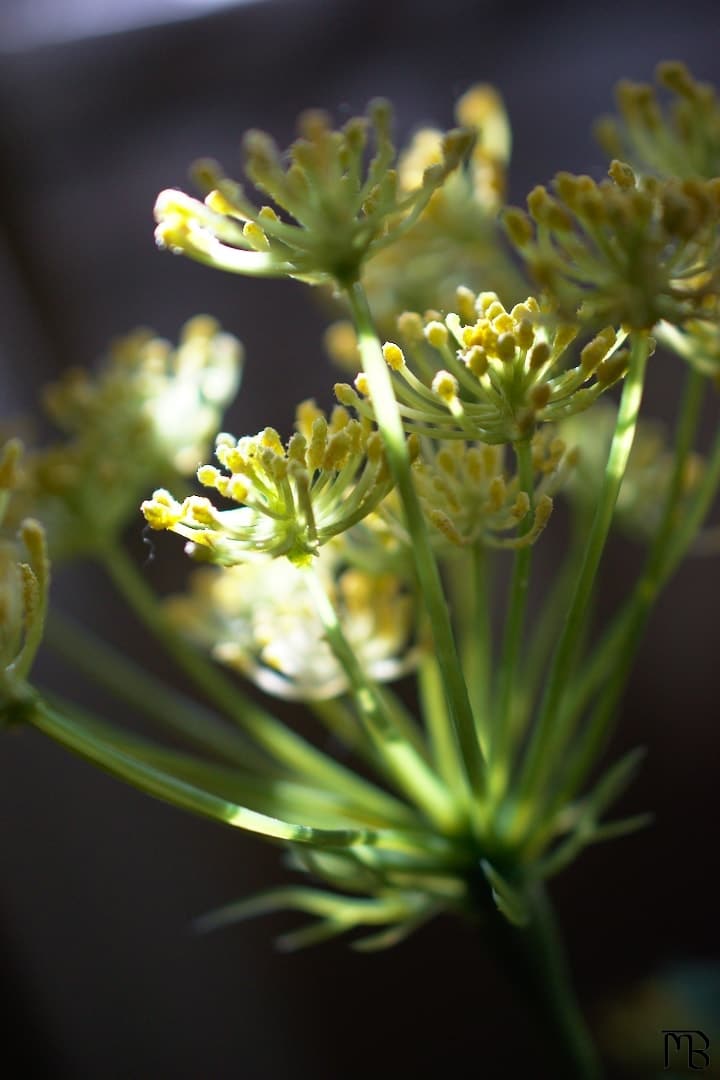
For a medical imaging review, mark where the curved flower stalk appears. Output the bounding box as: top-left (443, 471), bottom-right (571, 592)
top-left (18, 318), bottom-right (242, 559)
top-left (360, 84), bottom-right (526, 328)
top-left (336, 290), bottom-right (627, 444)
top-left (504, 162), bottom-right (720, 329)
top-left (154, 101), bottom-right (475, 289)
top-left (163, 542), bottom-right (417, 701)
top-left (1, 441), bottom-right (49, 713)
top-left (596, 62), bottom-right (720, 180)
top-left (142, 402), bottom-right (400, 566)
top-left (559, 403), bottom-right (704, 541)
top-left (655, 308), bottom-right (720, 380)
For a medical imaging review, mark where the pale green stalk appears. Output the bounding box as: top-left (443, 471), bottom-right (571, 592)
top-left (490, 437), bottom-right (535, 801)
top-left (27, 697), bottom-right (375, 847)
top-left (44, 609), bottom-right (274, 773)
top-left (555, 365), bottom-right (706, 757)
top-left (552, 367), bottom-right (716, 810)
top-left (346, 281), bottom-right (485, 811)
top-left (449, 545), bottom-right (493, 752)
top-left (510, 334), bottom-right (650, 837)
top-left (417, 646), bottom-right (467, 798)
top-left (98, 543), bottom-right (417, 827)
top-left (517, 516), bottom-right (591, 740)
top-left (303, 566), bottom-right (463, 832)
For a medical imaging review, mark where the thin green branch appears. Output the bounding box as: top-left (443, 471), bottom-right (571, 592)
top-left (346, 281), bottom-right (485, 814)
top-left (510, 334), bottom-right (650, 838)
top-left (490, 437), bottom-right (535, 801)
top-left (303, 566), bottom-right (463, 833)
top-left (553, 367), bottom-right (716, 808)
top-left (97, 543), bottom-right (418, 828)
top-left (27, 697), bottom-right (375, 847)
top-left (44, 609), bottom-right (275, 773)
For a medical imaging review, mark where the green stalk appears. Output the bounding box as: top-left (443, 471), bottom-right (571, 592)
top-left (418, 648), bottom-right (466, 793)
top-left (490, 437), bottom-right (535, 801)
top-left (467, 544), bottom-right (493, 746)
top-left (497, 882), bottom-right (602, 1079)
top-left (303, 566), bottom-right (463, 832)
top-left (26, 697), bottom-right (378, 848)
top-left (44, 609), bottom-right (274, 773)
top-left (517, 513), bottom-right (591, 739)
top-left (346, 281), bottom-right (485, 810)
top-left (448, 544), bottom-right (493, 752)
top-left (510, 334), bottom-right (650, 837)
top-left (97, 543), bottom-right (417, 827)
top-left (555, 365), bottom-right (706, 761)
top-left (554, 368), bottom-right (715, 807)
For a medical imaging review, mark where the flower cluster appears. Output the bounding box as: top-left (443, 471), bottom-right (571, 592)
top-left (360, 84), bottom-right (525, 329)
top-left (504, 162), bottom-right (720, 329)
top-left (154, 101), bottom-right (474, 289)
top-left (408, 431), bottom-right (573, 551)
top-left (336, 289), bottom-right (627, 444)
top-left (20, 318), bottom-right (242, 559)
top-left (164, 543), bottom-right (416, 701)
top-left (1, 441), bottom-right (48, 712)
top-left (13, 65), bottom-right (720, 965)
top-left (142, 402), bottom-right (399, 566)
top-left (596, 62), bottom-right (720, 180)
top-left (656, 310), bottom-right (720, 380)
top-left (559, 403), bottom-right (704, 541)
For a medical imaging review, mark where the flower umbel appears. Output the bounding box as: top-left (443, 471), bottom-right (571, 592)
top-left (21, 318), bottom-right (242, 559)
top-left (407, 431), bottom-right (571, 551)
top-left (360, 84), bottom-right (525, 328)
top-left (1, 441), bottom-right (49, 712)
top-left (154, 101), bottom-right (475, 288)
top-left (164, 544), bottom-right (416, 701)
top-left (142, 402), bottom-right (399, 566)
top-left (505, 162), bottom-right (720, 329)
top-left (596, 62), bottom-right (720, 180)
top-left (336, 289), bottom-right (627, 444)
top-left (559, 403), bottom-right (704, 541)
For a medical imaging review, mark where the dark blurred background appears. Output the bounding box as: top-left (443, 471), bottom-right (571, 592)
top-left (1, 0), bottom-right (719, 1076)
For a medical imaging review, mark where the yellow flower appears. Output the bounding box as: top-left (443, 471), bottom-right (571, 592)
top-left (596, 62), bottom-right (720, 181)
top-left (504, 162), bottom-right (720, 329)
top-left (559, 403), bottom-right (703, 540)
top-left (24, 318), bottom-right (242, 558)
top-left (142, 401), bottom-right (398, 567)
top-left (154, 101), bottom-right (474, 289)
top-left (164, 544), bottom-right (416, 701)
top-left (360, 85), bottom-right (525, 329)
top-left (408, 431), bottom-right (569, 552)
top-left (336, 289), bottom-right (627, 444)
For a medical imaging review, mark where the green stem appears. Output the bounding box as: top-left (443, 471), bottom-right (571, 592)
top-left (557, 365), bottom-right (706, 764)
top-left (490, 438), bottom-right (535, 800)
top-left (418, 647), bottom-right (466, 793)
top-left (303, 566), bottom-right (462, 832)
top-left (504, 882), bottom-right (602, 1079)
top-left (510, 334), bottom-right (649, 836)
top-left (554, 368), bottom-right (715, 807)
top-left (518, 512), bottom-right (591, 738)
top-left (26, 697), bottom-right (380, 848)
top-left (97, 543), bottom-right (417, 827)
top-left (44, 609), bottom-right (274, 773)
top-left (466, 544), bottom-right (493, 748)
top-left (347, 281), bottom-right (485, 811)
